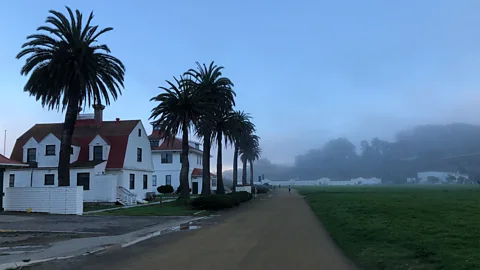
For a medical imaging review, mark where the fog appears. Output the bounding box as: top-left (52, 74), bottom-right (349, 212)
top-left (2, 0), bottom-right (480, 182)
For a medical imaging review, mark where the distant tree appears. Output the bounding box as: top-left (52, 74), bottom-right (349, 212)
top-left (457, 176), bottom-right (467, 184)
top-left (445, 175), bottom-right (456, 183)
top-left (427, 176), bottom-right (440, 184)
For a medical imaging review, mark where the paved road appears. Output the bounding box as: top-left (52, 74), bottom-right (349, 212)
top-left (28, 190), bottom-right (355, 270)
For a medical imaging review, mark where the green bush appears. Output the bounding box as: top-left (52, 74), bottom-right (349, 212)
top-left (157, 185), bottom-right (174, 194)
top-left (190, 192), bottom-right (252, 211)
top-left (254, 185), bottom-right (270, 194)
top-left (229, 191), bottom-right (252, 203)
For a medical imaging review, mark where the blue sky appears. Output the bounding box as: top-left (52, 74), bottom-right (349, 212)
top-left (1, 0), bottom-right (480, 168)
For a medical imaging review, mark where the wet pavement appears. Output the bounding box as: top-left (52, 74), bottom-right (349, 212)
top-left (0, 213), bottom-right (186, 235)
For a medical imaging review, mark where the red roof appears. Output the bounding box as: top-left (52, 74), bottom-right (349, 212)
top-left (10, 120), bottom-right (140, 169)
top-left (191, 168), bottom-right (215, 177)
top-left (0, 154), bottom-right (27, 166)
top-left (149, 130), bottom-right (202, 152)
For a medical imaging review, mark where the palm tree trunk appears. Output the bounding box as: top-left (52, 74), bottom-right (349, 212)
top-left (178, 120), bottom-right (190, 200)
top-left (232, 143), bottom-right (239, 190)
top-left (201, 131), bottom-right (211, 195)
top-left (58, 97), bottom-right (80, 186)
top-left (216, 131), bottom-right (225, 194)
top-left (250, 160), bottom-right (254, 186)
top-left (242, 159), bottom-right (247, 186)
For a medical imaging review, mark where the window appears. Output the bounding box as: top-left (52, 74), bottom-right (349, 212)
top-left (44, 174), bottom-right (54, 185)
top-left (212, 178), bottom-right (217, 187)
top-left (143, 175), bottom-right (148, 189)
top-left (77, 173), bottom-right (90, 190)
top-left (195, 143), bottom-right (200, 149)
top-left (70, 147), bottom-right (74, 155)
top-left (45, 145), bottom-right (55, 156)
top-left (129, 174), bottom-right (135, 189)
top-left (27, 148), bottom-right (36, 163)
top-left (152, 175), bottom-right (157, 186)
top-left (161, 153), bottom-right (172, 163)
top-left (138, 129), bottom-right (142, 137)
top-left (137, 148), bottom-right (142, 162)
top-left (8, 174), bottom-right (14, 187)
top-left (150, 140), bottom-right (159, 147)
top-left (93, 146), bottom-right (103, 161)
top-left (165, 175), bottom-right (171, 186)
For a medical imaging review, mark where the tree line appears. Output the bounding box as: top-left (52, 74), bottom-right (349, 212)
top-left (16, 7), bottom-right (261, 200)
top-left (243, 123), bottom-right (480, 183)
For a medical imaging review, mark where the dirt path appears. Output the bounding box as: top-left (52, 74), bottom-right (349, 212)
top-left (29, 189), bottom-right (355, 270)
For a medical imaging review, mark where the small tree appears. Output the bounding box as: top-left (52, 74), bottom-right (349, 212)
top-left (157, 185), bottom-right (174, 195)
top-left (457, 176), bottom-right (467, 184)
top-left (427, 176), bottom-right (440, 184)
top-left (446, 175), bottom-right (456, 184)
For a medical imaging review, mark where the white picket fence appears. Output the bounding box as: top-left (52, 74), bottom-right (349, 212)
top-left (4, 187), bottom-right (83, 214)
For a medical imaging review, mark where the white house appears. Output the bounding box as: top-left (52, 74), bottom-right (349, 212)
top-left (149, 125), bottom-right (217, 194)
top-left (3, 105), bottom-right (154, 205)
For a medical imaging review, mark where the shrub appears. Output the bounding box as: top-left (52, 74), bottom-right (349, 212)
top-left (190, 194), bottom-right (236, 210)
top-left (190, 192), bottom-right (253, 211)
top-left (229, 191), bottom-right (252, 203)
top-left (254, 185), bottom-right (270, 194)
top-left (157, 185), bottom-right (174, 194)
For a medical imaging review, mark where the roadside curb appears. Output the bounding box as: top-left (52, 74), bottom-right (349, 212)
top-left (0, 216), bottom-right (206, 270)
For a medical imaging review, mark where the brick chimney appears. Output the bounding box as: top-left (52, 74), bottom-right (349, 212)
top-left (93, 104), bottom-right (105, 127)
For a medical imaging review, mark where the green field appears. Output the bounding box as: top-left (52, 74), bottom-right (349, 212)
top-left (298, 185), bottom-right (480, 270)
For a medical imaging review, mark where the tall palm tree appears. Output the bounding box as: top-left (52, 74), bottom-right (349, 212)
top-left (248, 146), bottom-right (262, 186)
top-left (212, 109), bottom-right (237, 194)
top-left (17, 7), bottom-right (125, 186)
top-left (230, 111), bottom-right (255, 190)
top-left (240, 134), bottom-right (260, 186)
top-left (185, 62), bottom-right (235, 195)
top-left (150, 76), bottom-right (212, 200)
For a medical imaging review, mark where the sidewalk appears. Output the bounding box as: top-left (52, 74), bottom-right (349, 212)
top-left (25, 189), bottom-right (356, 270)
top-left (0, 215), bottom-right (202, 269)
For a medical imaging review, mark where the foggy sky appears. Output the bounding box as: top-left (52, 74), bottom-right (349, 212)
top-left (1, 0), bottom-right (480, 169)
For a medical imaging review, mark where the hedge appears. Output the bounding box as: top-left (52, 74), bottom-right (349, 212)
top-left (190, 191), bottom-right (252, 211)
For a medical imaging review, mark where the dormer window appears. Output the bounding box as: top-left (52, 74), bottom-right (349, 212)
top-left (27, 148), bottom-right (36, 162)
top-left (93, 146), bottom-right (103, 161)
top-left (195, 143), bottom-right (200, 149)
top-left (150, 140), bottom-right (159, 147)
top-left (45, 145), bottom-right (55, 156)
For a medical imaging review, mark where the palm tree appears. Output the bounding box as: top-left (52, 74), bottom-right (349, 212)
top-left (185, 62), bottom-right (235, 195)
top-left (212, 109), bottom-right (237, 194)
top-left (240, 134), bottom-right (260, 186)
top-left (150, 76), bottom-right (212, 200)
top-left (17, 7), bottom-right (125, 186)
top-left (230, 111), bottom-right (255, 190)
top-left (248, 146), bottom-right (262, 186)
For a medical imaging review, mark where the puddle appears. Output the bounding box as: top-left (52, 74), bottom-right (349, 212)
top-left (179, 225), bottom-right (201, 231)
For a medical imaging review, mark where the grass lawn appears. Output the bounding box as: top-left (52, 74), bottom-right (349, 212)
top-left (93, 201), bottom-right (198, 216)
top-left (83, 204), bottom-right (121, 212)
top-left (298, 185), bottom-right (480, 270)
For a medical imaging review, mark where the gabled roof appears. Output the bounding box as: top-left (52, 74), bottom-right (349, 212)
top-left (10, 120), bottom-right (140, 169)
top-left (0, 154), bottom-right (28, 167)
top-left (149, 129), bottom-right (202, 152)
top-left (191, 168), bottom-right (215, 177)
